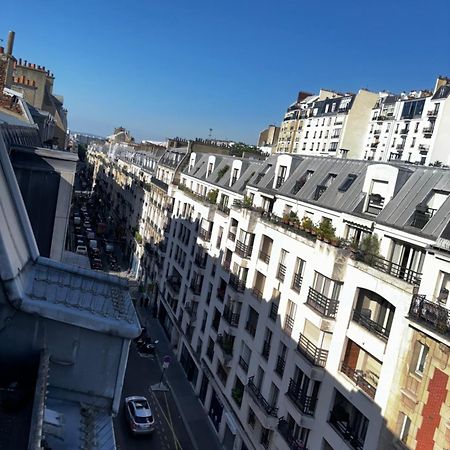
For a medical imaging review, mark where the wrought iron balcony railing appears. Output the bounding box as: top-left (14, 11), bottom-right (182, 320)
top-left (229, 273), bottom-right (246, 292)
top-left (340, 363), bottom-right (377, 399)
top-left (306, 287), bottom-right (339, 318)
top-left (235, 241), bottom-right (253, 259)
top-left (286, 378), bottom-right (317, 416)
top-left (352, 310), bottom-right (390, 339)
top-left (409, 294), bottom-right (450, 336)
top-left (222, 305), bottom-right (240, 327)
top-left (297, 333), bottom-right (328, 367)
top-left (247, 376), bottom-right (278, 417)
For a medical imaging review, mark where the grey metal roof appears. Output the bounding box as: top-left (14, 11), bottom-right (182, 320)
top-left (183, 151), bottom-right (450, 240)
top-left (18, 256), bottom-right (139, 338)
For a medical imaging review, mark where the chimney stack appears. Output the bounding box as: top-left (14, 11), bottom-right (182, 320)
top-left (5, 31), bottom-right (15, 56)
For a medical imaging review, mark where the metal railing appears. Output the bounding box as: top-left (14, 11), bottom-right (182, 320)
top-left (277, 263), bottom-right (286, 281)
top-left (235, 240), bottom-right (253, 259)
top-left (217, 203), bottom-right (230, 215)
top-left (217, 334), bottom-right (234, 356)
top-left (329, 412), bottom-right (365, 450)
top-left (245, 321), bottom-right (257, 337)
top-left (286, 378), bottom-right (317, 416)
top-left (262, 341), bottom-right (271, 360)
top-left (306, 287), bottom-right (339, 318)
top-left (275, 356), bottom-right (286, 376)
top-left (223, 305), bottom-right (240, 327)
top-left (194, 253), bottom-right (207, 269)
top-left (423, 127), bottom-right (434, 134)
top-left (411, 207), bottom-right (437, 229)
top-left (190, 281), bottom-right (202, 295)
top-left (278, 418), bottom-right (309, 449)
top-left (269, 302), bottom-right (278, 321)
top-left (259, 250), bottom-right (271, 264)
top-left (292, 273), bottom-right (302, 292)
top-left (353, 251), bottom-right (422, 285)
top-left (284, 315), bottom-right (295, 336)
top-left (252, 287), bottom-right (264, 301)
top-left (199, 228), bottom-right (211, 242)
top-left (247, 376), bottom-right (278, 417)
top-left (352, 310), bottom-right (390, 339)
top-left (340, 363), bottom-right (377, 399)
top-left (409, 294), bottom-right (450, 336)
top-left (238, 356), bottom-right (249, 373)
top-left (297, 333), bottom-right (328, 367)
top-left (229, 273), bottom-right (246, 292)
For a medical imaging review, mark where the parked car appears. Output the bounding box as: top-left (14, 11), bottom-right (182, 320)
top-left (125, 396), bottom-right (155, 434)
top-left (76, 245), bottom-right (88, 255)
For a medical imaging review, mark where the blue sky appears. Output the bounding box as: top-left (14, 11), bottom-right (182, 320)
top-left (2, 0), bottom-right (450, 143)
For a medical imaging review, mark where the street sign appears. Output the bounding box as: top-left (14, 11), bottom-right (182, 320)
top-left (162, 355), bottom-right (171, 369)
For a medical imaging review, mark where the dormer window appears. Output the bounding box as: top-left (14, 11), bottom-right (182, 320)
top-left (366, 194), bottom-right (385, 215)
top-left (411, 190), bottom-right (449, 228)
top-left (291, 170), bottom-right (314, 195)
top-left (365, 179), bottom-right (389, 216)
top-left (206, 162), bottom-right (214, 178)
top-left (231, 168), bottom-right (239, 185)
top-left (314, 174), bottom-right (336, 200)
top-left (276, 165), bottom-right (287, 188)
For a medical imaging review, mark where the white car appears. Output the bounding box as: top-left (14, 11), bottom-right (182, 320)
top-left (75, 245), bottom-right (88, 255)
top-left (125, 396), bottom-right (155, 434)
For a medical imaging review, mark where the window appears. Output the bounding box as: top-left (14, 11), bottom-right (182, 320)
top-left (410, 342), bottom-right (428, 375)
top-left (247, 407), bottom-right (256, 428)
top-left (338, 174), bottom-right (357, 192)
top-left (397, 413), bottom-right (411, 444)
top-left (276, 165), bottom-right (287, 188)
top-left (206, 162), bottom-right (214, 177)
top-left (231, 168), bottom-right (239, 185)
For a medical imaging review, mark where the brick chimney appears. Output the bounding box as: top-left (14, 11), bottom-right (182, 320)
top-left (5, 31), bottom-right (15, 56)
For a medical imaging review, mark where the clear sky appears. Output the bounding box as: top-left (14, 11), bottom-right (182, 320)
top-left (2, 0), bottom-right (450, 143)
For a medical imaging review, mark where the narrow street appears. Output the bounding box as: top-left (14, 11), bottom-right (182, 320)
top-left (114, 338), bottom-right (194, 450)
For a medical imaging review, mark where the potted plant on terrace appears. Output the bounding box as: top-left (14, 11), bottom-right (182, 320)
top-left (300, 216), bottom-right (313, 232)
top-left (317, 219), bottom-right (336, 243)
top-left (289, 211), bottom-right (299, 227)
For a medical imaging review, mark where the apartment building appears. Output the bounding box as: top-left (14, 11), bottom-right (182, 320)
top-left (362, 76), bottom-right (450, 166)
top-left (277, 89), bottom-right (378, 159)
top-left (144, 151), bottom-right (450, 450)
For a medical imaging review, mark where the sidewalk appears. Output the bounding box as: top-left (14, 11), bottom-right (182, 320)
top-left (136, 305), bottom-right (222, 450)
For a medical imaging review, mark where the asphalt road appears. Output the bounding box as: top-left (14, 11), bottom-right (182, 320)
top-left (114, 344), bottom-right (195, 450)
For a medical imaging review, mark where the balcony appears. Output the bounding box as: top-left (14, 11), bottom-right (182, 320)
top-left (329, 412), bottom-right (365, 450)
top-left (353, 251), bottom-right (422, 285)
top-left (259, 250), bottom-right (271, 264)
top-left (190, 281), bottom-right (202, 295)
top-left (306, 287), bottom-right (339, 318)
top-left (245, 321), bottom-right (257, 338)
top-left (409, 294), bottom-right (450, 337)
top-left (217, 333), bottom-right (234, 357)
top-left (247, 376), bottom-right (278, 417)
top-left (297, 333), bottom-right (328, 367)
top-left (352, 310), bottom-right (390, 340)
top-left (373, 129), bottom-right (381, 135)
top-left (262, 341), bottom-right (271, 360)
top-left (399, 128), bottom-right (409, 135)
top-left (223, 305), bottom-right (240, 327)
top-left (423, 127), bottom-right (434, 136)
top-left (217, 287), bottom-right (226, 302)
top-left (194, 253), bottom-right (207, 269)
top-left (370, 142), bottom-right (379, 148)
top-left (238, 356), bottom-right (249, 373)
top-left (228, 231), bottom-right (236, 242)
top-left (252, 287), bottom-right (264, 301)
top-left (269, 302), bottom-right (278, 321)
top-left (427, 109), bottom-right (439, 117)
top-left (235, 241), bottom-right (253, 259)
top-left (277, 264), bottom-right (286, 282)
top-left (229, 273), bottom-right (246, 292)
top-left (167, 276), bottom-right (181, 294)
top-left (275, 356), bottom-right (286, 377)
top-left (286, 379), bottom-right (317, 416)
top-left (340, 363), bottom-right (377, 399)
top-left (217, 203), bottom-right (230, 215)
top-left (283, 315), bottom-right (295, 336)
top-left (292, 273), bottom-right (303, 293)
top-left (199, 228), bottom-right (211, 242)
top-left (278, 419), bottom-right (308, 450)
top-left (396, 143), bottom-right (405, 149)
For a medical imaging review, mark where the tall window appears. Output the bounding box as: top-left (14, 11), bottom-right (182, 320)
top-left (410, 341), bottom-right (429, 376)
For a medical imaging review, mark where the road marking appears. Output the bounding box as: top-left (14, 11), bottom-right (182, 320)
top-left (164, 391), bottom-right (180, 450)
top-left (149, 389), bottom-right (183, 449)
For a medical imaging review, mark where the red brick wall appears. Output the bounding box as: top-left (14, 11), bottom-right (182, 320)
top-left (415, 368), bottom-right (448, 450)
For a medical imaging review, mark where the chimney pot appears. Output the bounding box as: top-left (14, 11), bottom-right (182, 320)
top-left (18, 58), bottom-right (22, 65)
top-left (5, 31), bottom-right (15, 56)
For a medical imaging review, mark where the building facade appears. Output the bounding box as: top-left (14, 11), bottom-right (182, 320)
top-left (88, 142), bottom-right (450, 450)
